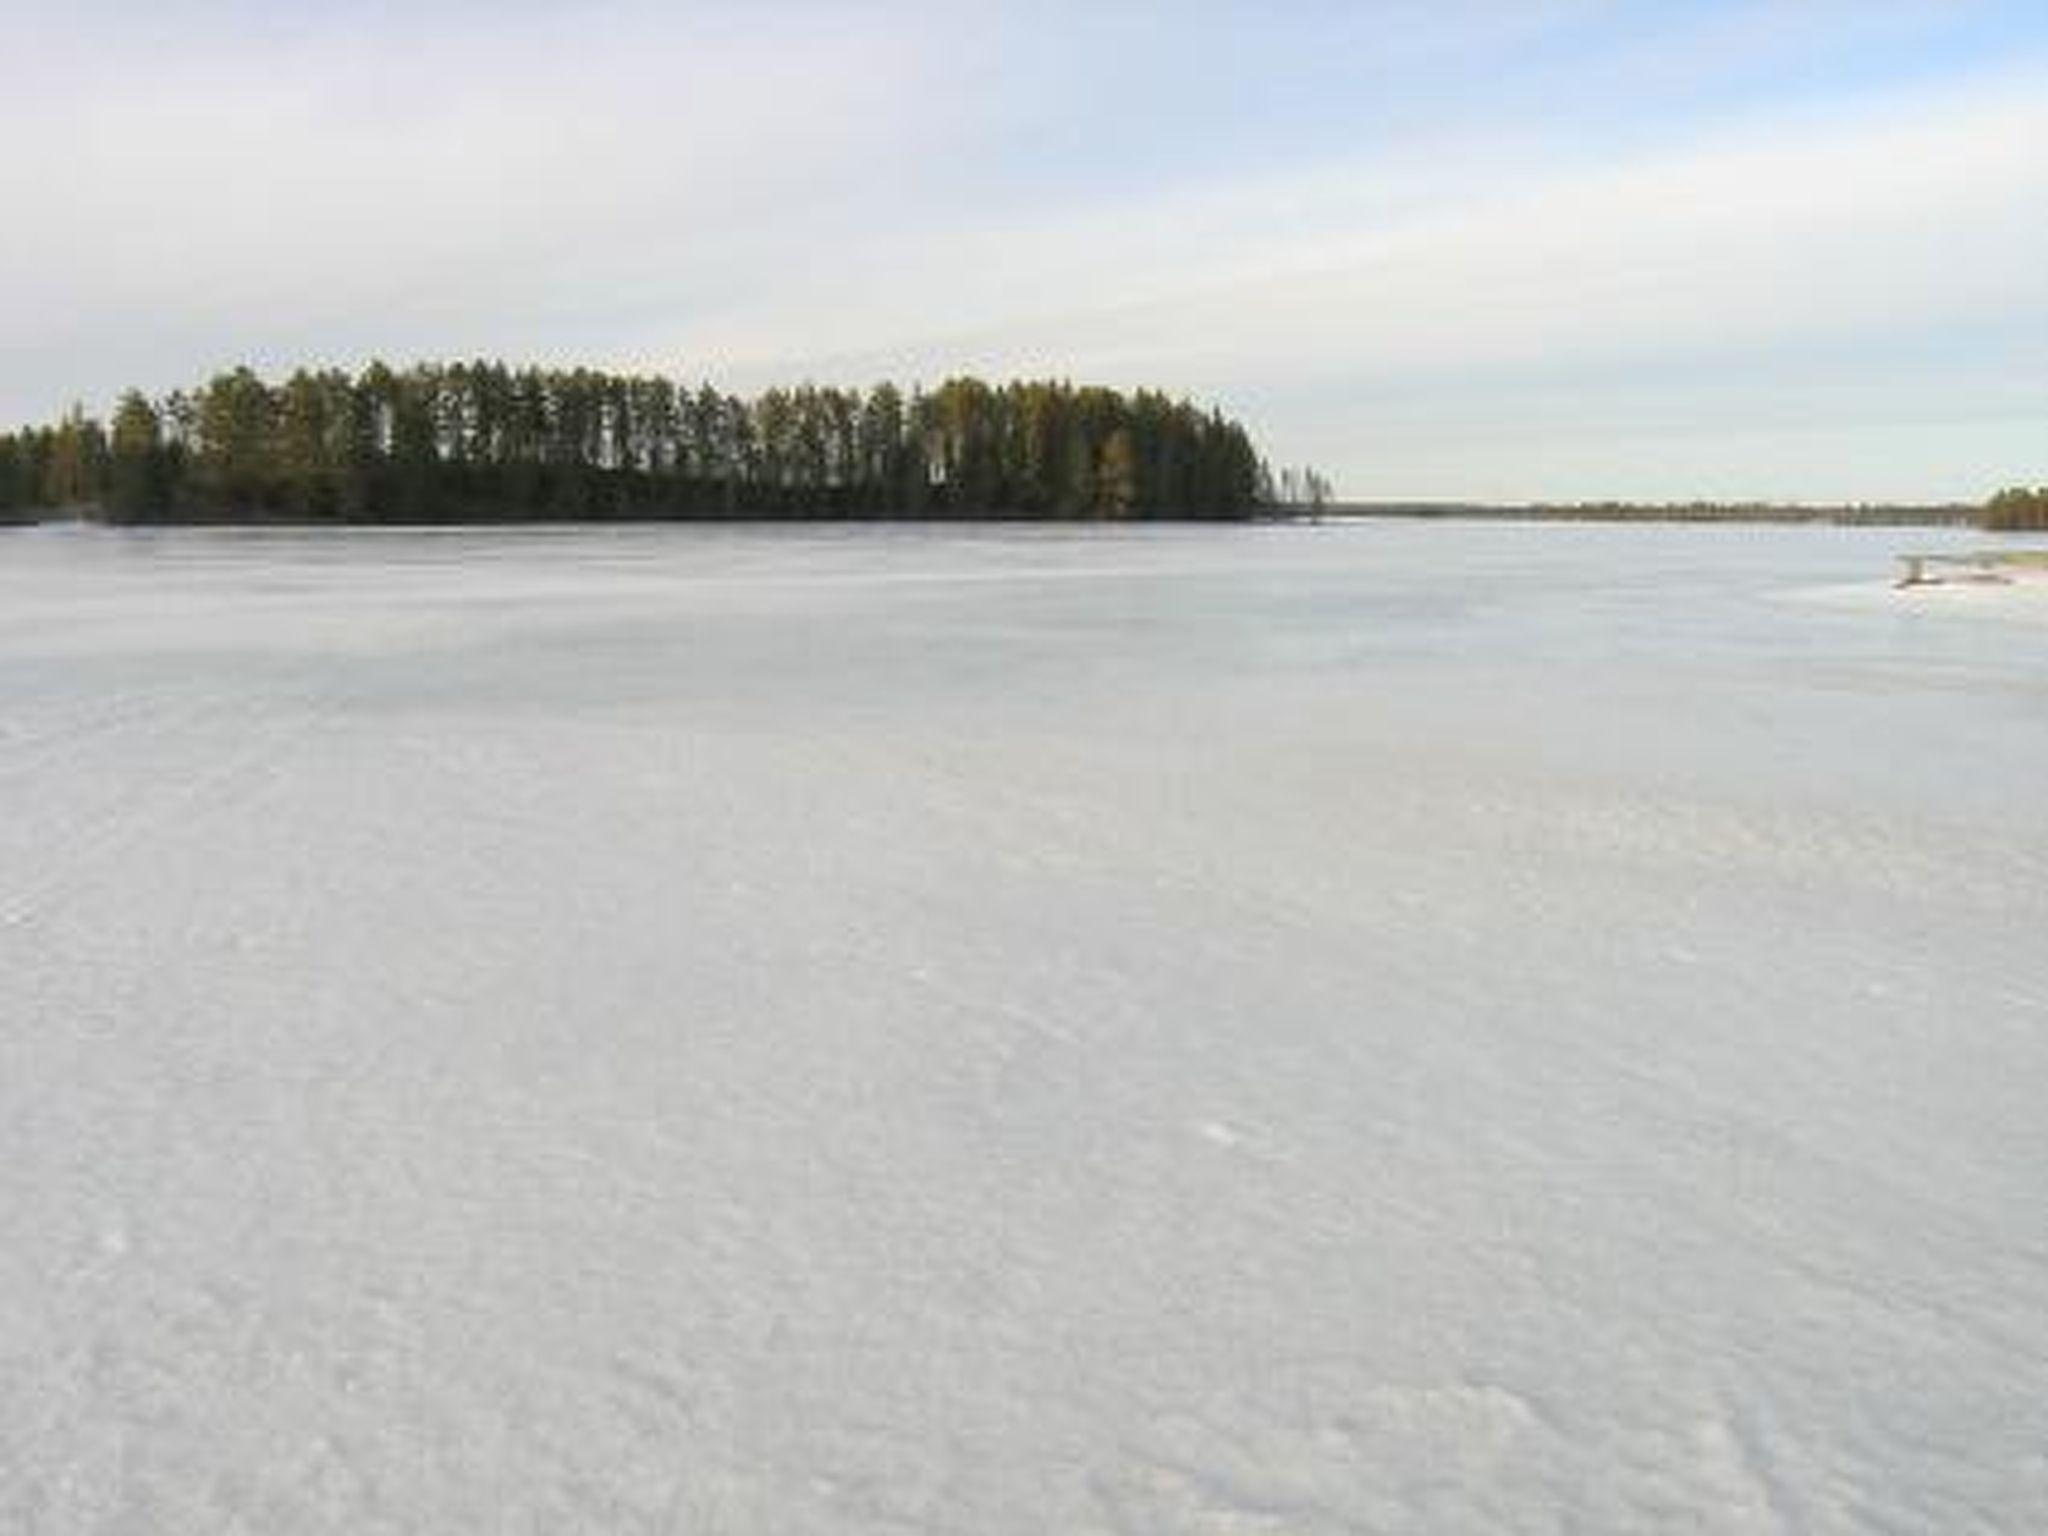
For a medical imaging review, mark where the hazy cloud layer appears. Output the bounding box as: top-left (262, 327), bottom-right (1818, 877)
top-left (5, 0), bottom-right (2044, 498)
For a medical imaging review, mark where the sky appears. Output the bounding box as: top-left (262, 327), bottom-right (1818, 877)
top-left (2, 0), bottom-right (2044, 501)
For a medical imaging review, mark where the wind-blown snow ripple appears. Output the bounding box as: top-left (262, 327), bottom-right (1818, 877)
top-left (3, 520), bottom-right (2044, 1533)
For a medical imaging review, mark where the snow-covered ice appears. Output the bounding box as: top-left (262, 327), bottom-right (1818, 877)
top-left (2, 520), bottom-right (2045, 1533)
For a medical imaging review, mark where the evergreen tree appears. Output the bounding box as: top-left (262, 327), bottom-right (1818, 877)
top-left (196, 368), bottom-right (278, 514)
top-left (1096, 428), bottom-right (1139, 520)
top-left (107, 391), bottom-right (169, 522)
top-left (0, 433), bottom-right (26, 518)
top-left (40, 406), bottom-right (108, 510)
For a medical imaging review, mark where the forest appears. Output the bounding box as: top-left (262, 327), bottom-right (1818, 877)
top-left (1983, 486), bottom-right (2048, 531)
top-left (0, 363), bottom-right (1275, 524)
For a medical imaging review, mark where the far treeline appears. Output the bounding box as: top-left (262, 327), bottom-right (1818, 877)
top-left (1317, 492), bottom-right (2046, 528)
top-left (0, 363), bottom-right (1290, 524)
top-left (1341, 500), bottom-right (1983, 527)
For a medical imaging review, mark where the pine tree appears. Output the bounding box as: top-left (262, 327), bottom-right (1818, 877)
top-left (0, 433), bottom-right (26, 518)
top-left (1095, 428), bottom-right (1139, 520)
top-left (107, 391), bottom-right (168, 522)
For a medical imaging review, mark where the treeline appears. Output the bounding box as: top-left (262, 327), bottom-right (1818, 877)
top-left (1984, 486), bottom-right (2048, 531)
top-left (0, 363), bottom-right (1272, 524)
top-left (1329, 501), bottom-right (1981, 526)
top-left (1520, 501), bottom-right (1977, 526)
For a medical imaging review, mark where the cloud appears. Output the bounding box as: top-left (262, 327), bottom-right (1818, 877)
top-left (669, 65), bottom-right (2048, 499)
top-left (0, 1), bottom-right (2041, 498)
top-left (0, 3), bottom-right (942, 400)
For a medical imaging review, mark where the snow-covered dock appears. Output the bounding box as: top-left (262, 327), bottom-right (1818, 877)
top-left (1895, 548), bottom-right (2048, 586)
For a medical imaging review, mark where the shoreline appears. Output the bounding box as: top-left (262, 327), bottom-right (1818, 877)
top-left (0, 506), bottom-right (1997, 532)
top-left (1310, 502), bottom-right (1978, 527)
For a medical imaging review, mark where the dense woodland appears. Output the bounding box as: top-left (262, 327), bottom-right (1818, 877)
top-left (1983, 486), bottom-right (2048, 531)
top-left (0, 363), bottom-right (1276, 524)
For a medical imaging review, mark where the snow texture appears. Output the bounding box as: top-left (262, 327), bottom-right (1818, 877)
top-left (3, 520), bottom-right (2045, 1533)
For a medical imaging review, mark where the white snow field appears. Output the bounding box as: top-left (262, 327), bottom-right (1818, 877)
top-left (2, 520), bottom-right (2045, 1534)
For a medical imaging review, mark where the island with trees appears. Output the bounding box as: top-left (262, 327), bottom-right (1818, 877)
top-left (0, 363), bottom-right (1280, 525)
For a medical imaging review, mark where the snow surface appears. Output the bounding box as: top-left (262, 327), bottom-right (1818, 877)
top-left (3, 520), bottom-right (2045, 1534)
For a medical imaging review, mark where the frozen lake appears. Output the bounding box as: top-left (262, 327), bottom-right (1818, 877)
top-left (3, 521), bottom-right (2045, 1533)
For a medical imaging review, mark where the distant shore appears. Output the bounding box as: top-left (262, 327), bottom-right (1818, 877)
top-left (1297, 501), bottom-right (1978, 527)
top-left (0, 504), bottom-right (1989, 531)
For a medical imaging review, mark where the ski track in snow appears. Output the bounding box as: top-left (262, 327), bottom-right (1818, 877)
top-left (2, 520), bottom-right (2046, 1533)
